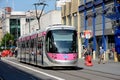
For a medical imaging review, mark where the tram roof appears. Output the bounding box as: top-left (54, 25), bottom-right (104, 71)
top-left (47, 24), bottom-right (76, 30)
top-left (37, 24), bottom-right (76, 32)
top-left (18, 24), bottom-right (76, 41)
top-left (28, 24), bottom-right (76, 34)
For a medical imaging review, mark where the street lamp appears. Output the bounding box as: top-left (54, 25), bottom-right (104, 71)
top-left (4, 32), bottom-right (6, 49)
top-left (33, 2), bottom-right (47, 30)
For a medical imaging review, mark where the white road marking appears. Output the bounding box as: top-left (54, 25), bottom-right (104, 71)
top-left (3, 59), bottom-right (65, 80)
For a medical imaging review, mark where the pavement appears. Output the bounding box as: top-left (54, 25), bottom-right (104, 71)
top-left (78, 58), bottom-right (120, 75)
top-left (1, 57), bottom-right (120, 75)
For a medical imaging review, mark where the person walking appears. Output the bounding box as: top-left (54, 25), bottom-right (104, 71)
top-left (82, 48), bottom-right (89, 59)
top-left (14, 47), bottom-right (18, 58)
top-left (98, 46), bottom-right (105, 64)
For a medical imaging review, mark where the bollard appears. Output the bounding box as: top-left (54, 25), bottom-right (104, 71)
top-left (114, 52), bottom-right (118, 62)
top-left (85, 55), bottom-right (93, 66)
top-left (93, 50), bottom-right (96, 60)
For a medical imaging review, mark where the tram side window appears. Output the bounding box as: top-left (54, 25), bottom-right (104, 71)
top-left (30, 39), bottom-right (34, 48)
top-left (18, 42), bottom-right (22, 49)
top-left (46, 31), bottom-right (53, 53)
top-left (24, 41), bottom-right (26, 48)
top-left (34, 38), bottom-right (37, 48)
top-left (18, 42), bottom-right (20, 48)
top-left (49, 39), bottom-right (54, 52)
top-left (37, 37), bottom-right (43, 54)
top-left (46, 36), bottom-right (49, 52)
top-left (26, 40), bottom-right (29, 48)
top-left (72, 31), bottom-right (77, 52)
top-left (47, 38), bottom-right (53, 52)
top-left (38, 37), bottom-right (42, 49)
top-left (22, 42), bottom-right (25, 48)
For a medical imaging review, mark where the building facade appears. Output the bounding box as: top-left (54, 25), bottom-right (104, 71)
top-left (1, 11), bottom-right (26, 40)
top-left (61, 0), bottom-right (115, 60)
top-left (25, 10), bottom-right (62, 34)
top-left (0, 9), bottom-right (40, 40)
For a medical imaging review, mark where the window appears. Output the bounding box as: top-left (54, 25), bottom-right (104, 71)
top-left (38, 37), bottom-right (43, 49)
top-left (30, 39), bottom-right (34, 48)
top-left (10, 19), bottom-right (20, 39)
top-left (46, 30), bottom-right (77, 53)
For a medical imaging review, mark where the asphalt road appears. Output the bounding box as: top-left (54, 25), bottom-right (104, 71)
top-left (0, 61), bottom-right (44, 80)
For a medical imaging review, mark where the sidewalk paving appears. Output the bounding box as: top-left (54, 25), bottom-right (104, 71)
top-left (78, 58), bottom-right (120, 75)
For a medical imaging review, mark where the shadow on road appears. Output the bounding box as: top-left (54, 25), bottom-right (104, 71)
top-left (0, 61), bottom-right (51, 80)
top-left (42, 66), bottom-right (84, 71)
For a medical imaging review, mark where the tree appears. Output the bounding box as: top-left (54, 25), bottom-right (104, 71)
top-left (0, 32), bottom-right (14, 49)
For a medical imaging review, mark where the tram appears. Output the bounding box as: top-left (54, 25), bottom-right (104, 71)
top-left (17, 24), bottom-right (78, 67)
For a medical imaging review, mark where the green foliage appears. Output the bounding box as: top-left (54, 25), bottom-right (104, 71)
top-left (0, 32), bottom-right (14, 49)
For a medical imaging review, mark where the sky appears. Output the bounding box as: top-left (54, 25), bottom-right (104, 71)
top-left (0, 0), bottom-right (57, 12)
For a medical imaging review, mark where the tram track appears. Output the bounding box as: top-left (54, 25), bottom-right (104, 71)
top-left (55, 70), bottom-right (90, 80)
top-left (53, 67), bottom-right (120, 80)
top-left (81, 69), bottom-right (120, 80)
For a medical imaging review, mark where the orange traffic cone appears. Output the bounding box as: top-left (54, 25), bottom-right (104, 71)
top-left (84, 55), bottom-right (93, 66)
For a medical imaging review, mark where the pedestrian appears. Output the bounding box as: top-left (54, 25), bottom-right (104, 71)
top-left (82, 48), bottom-right (90, 59)
top-left (14, 47), bottom-right (18, 58)
top-left (89, 47), bottom-right (93, 56)
top-left (98, 46), bottom-right (105, 64)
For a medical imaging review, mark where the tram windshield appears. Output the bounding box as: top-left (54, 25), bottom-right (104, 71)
top-left (46, 29), bottom-right (77, 53)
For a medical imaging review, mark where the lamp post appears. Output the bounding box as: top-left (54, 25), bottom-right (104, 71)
top-left (4, 8), bottom-right (7, 50)
top-left (34, 2), bottom-right (47, 30)
top-left (4, 32), bottom-right (6, 49)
